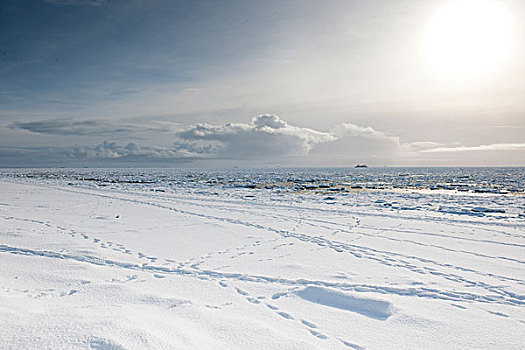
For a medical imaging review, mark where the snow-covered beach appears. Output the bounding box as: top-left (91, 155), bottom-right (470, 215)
top-left (1, 168), bottom-right (524, 349)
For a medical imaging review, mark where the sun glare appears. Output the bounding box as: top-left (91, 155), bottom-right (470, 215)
top-left (424, 0), bottom-right (512, 79)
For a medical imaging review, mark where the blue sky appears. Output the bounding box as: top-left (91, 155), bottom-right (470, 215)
top-left (1, 0), bottom-right (524, 166)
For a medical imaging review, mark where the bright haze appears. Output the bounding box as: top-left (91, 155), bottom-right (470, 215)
top-left (1, 0), bottom-right (524, 167)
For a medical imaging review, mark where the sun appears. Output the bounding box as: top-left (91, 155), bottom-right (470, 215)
top-left (424, 0), bottom-right (513, 79)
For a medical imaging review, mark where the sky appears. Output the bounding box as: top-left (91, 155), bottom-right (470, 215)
top-left (1, 0), bottom-right (524, 167)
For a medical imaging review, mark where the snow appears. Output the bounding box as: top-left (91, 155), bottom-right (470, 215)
top-left (296, 286), bottom-right (394, 320)
top-left (0, 168), bottom-right (524, 349)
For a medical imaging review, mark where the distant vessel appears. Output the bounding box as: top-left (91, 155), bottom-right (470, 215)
top-left (354, 164), bottom-right (368, 168)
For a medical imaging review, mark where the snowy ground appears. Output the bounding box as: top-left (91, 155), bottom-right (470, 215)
top-left (0, 176), bottom-right (524, 349)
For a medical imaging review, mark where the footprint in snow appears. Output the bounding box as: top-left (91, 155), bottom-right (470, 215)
top-left (488, 310), bottom-right (508, 317)
top-left (339, 339), bottom-right (365, 350)
top-left (89, 337), bottom-right (124, 350)
top-left (271, 292), bottom-right (287, 300)
top-left (309, 330), bottom-right (328, 340)
top-left (277, 311), bottom-right (294, 320)
top-left (235, 288), bottom-right (249, 296)
top-left (301, 320), bottom-right (317, 328)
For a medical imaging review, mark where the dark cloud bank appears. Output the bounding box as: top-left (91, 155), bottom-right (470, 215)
top-left (8, 119), bottom-right (172, 136)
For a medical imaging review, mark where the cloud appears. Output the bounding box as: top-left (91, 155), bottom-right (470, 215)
top-left (401, 141), bottom-right (463, 152)
top-left (307, 122), bottom-right (403, 165)
top-left (2, 115), bottom-right (422, 165)
top-left (252, 114), bottom-right (288, 129)
top-left (172, 140), bottom-right (223, 155)
top-left (420, 143), bottom-right (525, 153)
top-left (333, 122), bottom-right (399, 143)
top-left (0, 141), bottom-right (205, 162)
top-left (8, 119), bottom-right (176, 136)
top-left (176, 114), bottom-right (336, 158)
top-left (7, 114), bottom-right (519, 166)
top-left (71, 141), bottom-right (207, 159)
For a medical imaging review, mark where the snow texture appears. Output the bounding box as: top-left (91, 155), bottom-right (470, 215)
top-left (0, 167), bottom-right (523, 349)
